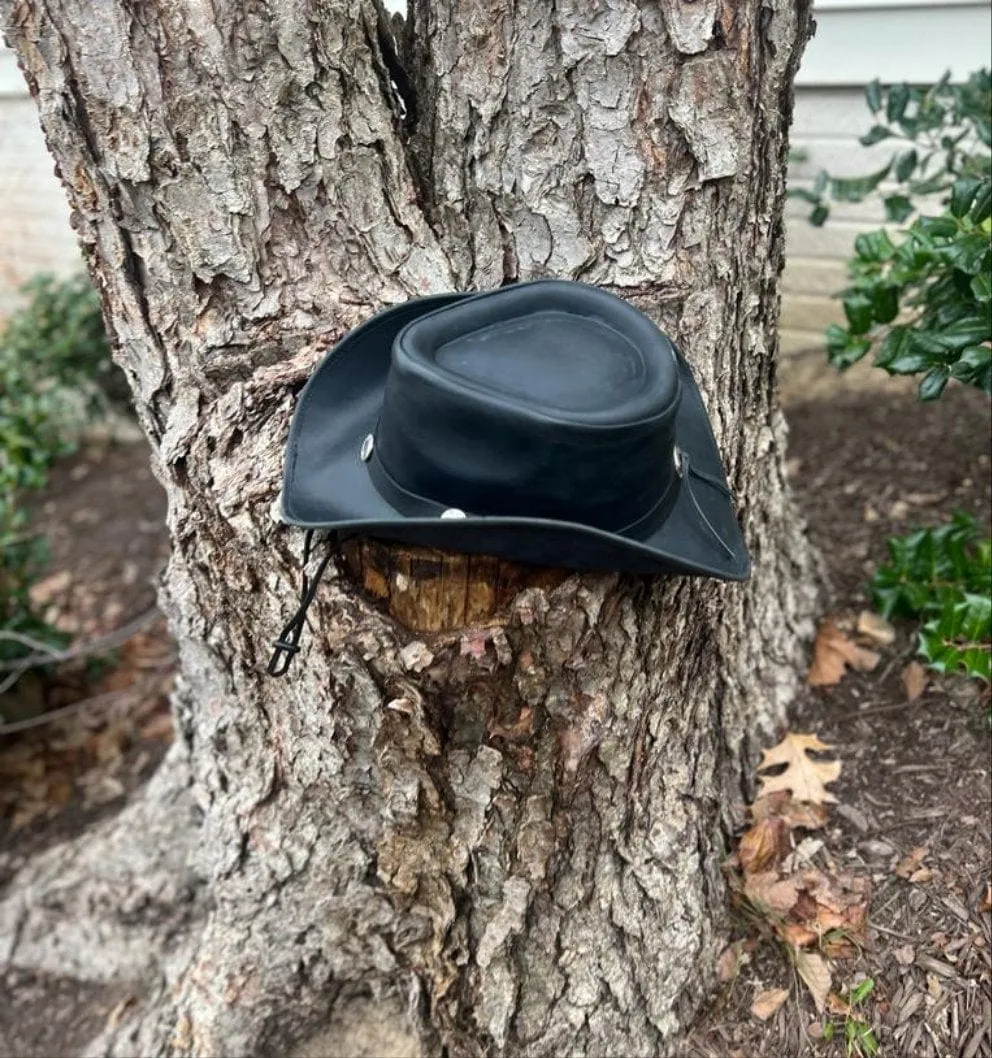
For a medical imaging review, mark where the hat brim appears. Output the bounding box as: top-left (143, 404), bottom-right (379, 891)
top-left (279, 290), bottom-right (749, 580)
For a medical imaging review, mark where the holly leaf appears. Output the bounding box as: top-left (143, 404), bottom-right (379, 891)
top-left (756, 733), bottom-right (842, 804)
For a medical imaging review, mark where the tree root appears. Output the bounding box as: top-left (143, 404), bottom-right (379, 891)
top-left (0, 743), bottom-right (203, 996)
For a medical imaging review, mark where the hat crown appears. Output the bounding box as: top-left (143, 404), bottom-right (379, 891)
top-left (373, 282), bottom-right (682, 531)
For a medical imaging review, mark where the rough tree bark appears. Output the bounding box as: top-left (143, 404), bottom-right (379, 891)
top-left (0, 1), bottom-right (820, 1055)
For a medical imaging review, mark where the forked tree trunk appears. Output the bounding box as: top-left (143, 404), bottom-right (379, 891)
top-left (1, 2), bottom-right (820, 1055)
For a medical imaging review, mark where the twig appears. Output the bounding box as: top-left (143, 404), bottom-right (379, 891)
top-left (0, 607), bottom-right (162, 696)
top-left (0, 658), bottom-right (174, 736)
top-left (870, 922), bottom-right (917, 942)
top-left (0, 628), bottom-right (65, 657)
top-left (0, 688), bottom-right (132, 735)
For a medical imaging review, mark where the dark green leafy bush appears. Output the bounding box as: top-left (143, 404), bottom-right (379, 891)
top-left (793, 70), bottom-right (992, 400)
top-left (871, 513), bottom-right (991, 682)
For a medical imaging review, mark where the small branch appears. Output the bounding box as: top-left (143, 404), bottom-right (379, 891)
top-left (0, 665), bottom-right (177, 737)
top-left (0, 606), bottom-right (162, 673)
top-left (0, 628), bottom-right (65, 659)
top-left (0, 607), bottom-right (164, 696)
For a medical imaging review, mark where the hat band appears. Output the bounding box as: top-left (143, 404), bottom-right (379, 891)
top-left (365, 441), bottom-right (684, 542)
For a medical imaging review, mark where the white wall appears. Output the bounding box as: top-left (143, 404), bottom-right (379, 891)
top-left (797, 0), bottom-right (991, 86)
top-left (0, 49), bottom-right (82, 320)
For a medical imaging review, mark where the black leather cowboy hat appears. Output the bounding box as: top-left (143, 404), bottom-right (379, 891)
top-left (268, 280), bottom-right (748, 673)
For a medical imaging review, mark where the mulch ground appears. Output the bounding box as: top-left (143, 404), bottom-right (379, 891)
top-left (0, 358), bottom-right (990, 1057)
top-left (690, 372), bottom-right (992, 1058)
top-left (0, 442), bottom-right (173, 872)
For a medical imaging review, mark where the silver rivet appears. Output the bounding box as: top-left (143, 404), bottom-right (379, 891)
top-left (673, 447), bottom-right (683, 476)
top-left (360, 434), bottom-right (374, 462)
top-left (440, 508), bottom-right (466, 520)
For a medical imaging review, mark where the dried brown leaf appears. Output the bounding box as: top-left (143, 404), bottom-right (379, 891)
top-left (857, 610), bottom-right (896, 646)
top-left (756, 733), bottom-right (842, 805)
top-left (743, 870), bottom-right (804, 915)
top-left (795, 949), bottom-right (832, 1012)
top-left (751, 987), bottom-right (789, 1021)
top-left (808, 619), bottom-right (880, 687)
top-left (981, 882), bottom-right (991, 914)
top-left (902, 661), bottom-right (928, 702)
top-left (739, 816), bottom-right (791, 874)
top-left (750, 792), bottom-right (829, 831)
top-left (896, 846), bottom-right (928, 879)
top-left (780, 921), bottom-right (819, 948)
top-left (804, 869), bottom-right (871, 946)
top-left (826, 992), bottom-right (851, 1016)
top-left (716, 942), bottom-right (741, 983)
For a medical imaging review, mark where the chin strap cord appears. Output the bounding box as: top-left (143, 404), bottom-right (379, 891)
top-left (682, 453), bottom-right (736, 560)
top-left (267, 529), bottom-right (340, 677)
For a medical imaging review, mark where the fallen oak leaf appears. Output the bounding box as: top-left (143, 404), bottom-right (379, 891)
top-left (750, 792), bottom-right (830, 831)
top-left (756, 733), bottom-right (841, 805)
top-left (795, 948), bottom-right (832, 1013)
top-left (743, 870), bottom-right (804, 915)
top-left (857, 610), bottom-right (896, 647)
top-left (902, 661), bottom-right (928, 701)
top-left (739, 815), bottom-right (792, 874)
top-left (809, 619), bottom-right (880, 687)
top-left (751, 987), bottom-right (789, 1021)
top-left (780, 921), bottom-right (818, 948)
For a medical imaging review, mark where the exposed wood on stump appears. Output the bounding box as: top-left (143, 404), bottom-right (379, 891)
top-left (0, 1), bottom-right (821, 1056)
top-left (341, 541), bottom-right (568, 632)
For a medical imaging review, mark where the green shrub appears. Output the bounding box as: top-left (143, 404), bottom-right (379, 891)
top-left (871, 513), bottom-right (991, 682)
top-left (1, 273), bottom-right (119, 675)
top-left (796, 72), bottom-right (992, 690)
top-left (793, 69), bottom-right (991, 400)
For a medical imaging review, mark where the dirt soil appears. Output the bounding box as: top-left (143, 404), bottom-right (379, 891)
top-left (0, 359), bottom-right (990, 1057)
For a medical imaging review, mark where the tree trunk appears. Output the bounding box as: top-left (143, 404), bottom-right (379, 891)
top-left (0, 1), bottom-right (820, 1055)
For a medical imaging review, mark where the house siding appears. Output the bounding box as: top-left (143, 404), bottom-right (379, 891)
top-left (0, 52), bottom-right (82, 320)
